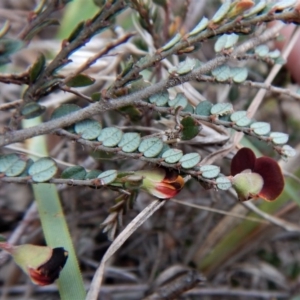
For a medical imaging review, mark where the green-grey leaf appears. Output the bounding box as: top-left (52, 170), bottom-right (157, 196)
top-left (85, 170), bottom-right (102, 179)
top-left (21, 102), bottom-right (46, 119)
top-left (199, 165), bottom-right (220, 179)
top-left (181, 116), bottom-right (200, 140)
top-left (118, 132), bottom-right (141, 152)
top-left (270, 132), bottom-right (289, 145)
top-left (68, 21), bottom-right (84, 43)
top-left (66, 74), bottom-right (95, 87)
top-left (74, 119), bottom-right (102, 140)
top-left (29, 53), bottom-right (46, 83)
top-left (230, 110), bottom-right (252, 126)
top-left (250, 122), bottom-right (270, 135)
top-left (212, 65), bottom-right (231, 82)
top-left (97, 169), bottom-right (117, 185)
top-left (271, 0), bottom-right (297, 11)
top-left (160, 33), bottom-right (181, 51)
top-left (91, 92), bottom-right (101, 102)
top-left (255, 45), bottom-right (269, 57)
top-left (28, 157), bottom-right (57, 182)
top-left (231, 67), bottom-right (248, 83)
top-left (138, 137), bottom-right (163, 158)
top-left (268, 49), bottom-right (280, 59)
top-left (0, 154), bottom-right (26, 177)
top-left (179, 153), bottom-right (201, 169)
top-left (188, 17), bottom-right (209, 36)
top-left (211, 103), bottom-right (233, 116)
top-left (61, 166), bottom-right (86, 179)
top-left (195, 100), bottom-right (213, 116)
top-left (168, 93), bottom-right (188, 109)
top-left (243, 0), bottom-right (266, 17)
top-left (211, 0), bottom-right (231, 23)
top-left (216, 176), bottom-right (232, 190)
top-left (149, 91), bottom-right (169, 107)
top-left (97, 127), bottom-right (123, 147)
top-left (214, 33), bottom-right (239, 52)
top-left (162, 148), bottom-right (183, 163)
top-left (51, 104), bottom-right (81, 119)
top-left (184, 103), bottom-right (194, 113)
top-left (175, 58), bottom-right (199, 75)
top-left (0, 38), bottom-right (24, 58)
top-left (281, 145), bottom-right (296, 158)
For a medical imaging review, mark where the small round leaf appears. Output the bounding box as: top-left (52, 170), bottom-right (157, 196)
top-left (85, 170), bottom-right (102, 179)
top-left (160, 33), bottom-right (181, 51)
top-left (28, 158), bottom-right (57, 182)
top-left (168, 93), bottom-right (188, 109)
top-left (51, 104), bottom-right (80, 120)
top-left (216, 176), bottom-right (232, 190)
top-left (0, 154), bottom-right (26, 177)
top-left (211, 0), bottom-right (231, 23)
top-left (180, 116), bottom-right (200, 140)
top-left (138, 137), bottom-right (163, 158)
top-left (215, 33), bottom-right (239, 52)
top-left (211, 103), bottom-right (233, 116)
top-left (66, 74), bottom-right (95, 87)
top-left (75, 119), bottom-right (102, 140)
top-left (231, 67), bottom-right (248, 83)
top-left (281, 145), bottom-right (296, 159)
top-left (175, 58), bottom-right (199, 75)
top-left (118, 132), bottom-right (141, 152)
top-left (61, 166), bottom-right (86, 179)
top-left (184, 103), bottom-right (194, 113)
top-left (97, 127), bottom-right (123, 147)
top-left (268, 49), bottom-right (280, 59)
top-left (189, 17), bottom-right (209, 36)
top-left (162, 148), bottom-right (183, 163)
top-left (195, 100), bottom-right (213, 116)
top-left (29, 54), bottom-right (46, 83)
top-left (97, 169), bottom-right (117, 185)
top-left (21, 102), bottom-right (46, 119)
top-left (270, 132), bottom-right (289, 145)
top-left (211, 65), bottom-right (231, 82)
top-left (199, 165), bottom-right (220, 179)
top-left (179, 153), bottom-right (201, 169)
top-left (250, 122), bottom-right (270, 135)
top-left (255, 45), bottom-right (269, 57)
top-left (230, 111), bottom-right (252, 126)
top-left (243, 0), bottom-right (266, 17)
top-left (149, 91), bottom-right (169, 107)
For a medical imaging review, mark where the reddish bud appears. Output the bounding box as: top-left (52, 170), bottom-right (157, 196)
top-left (0, 243), bottom-right (68, 286)
top-left (227, 0), bottom-right (255, 19)
top-left (136, 168), bottom-right (184, 199)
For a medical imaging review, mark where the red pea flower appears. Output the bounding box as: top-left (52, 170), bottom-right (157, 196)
top-left (230, 147), bottom-right (284, 201)
top-left (136, 168), bottom-right (184, 199)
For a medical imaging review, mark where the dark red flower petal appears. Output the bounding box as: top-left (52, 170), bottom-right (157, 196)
top-left (254, 157), bottom-right (284, 201)
top-left (231, 148), bottom-right (256, 176)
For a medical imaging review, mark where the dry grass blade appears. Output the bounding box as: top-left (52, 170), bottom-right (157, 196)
top-left (86, 199), bottom-right (166, 300)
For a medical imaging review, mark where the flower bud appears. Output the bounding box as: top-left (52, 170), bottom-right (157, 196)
top-left (0, 242), bottom-right (68, 286)
top-left (136, 168), bottom-right (184, 199)
top-left (232, 171), bottom-right (263, 201)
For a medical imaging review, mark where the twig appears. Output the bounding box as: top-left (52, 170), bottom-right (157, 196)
top-left (18, 0), bottom-right (61, 40)
top-left (108, 9), bottom-right (300, 96)
top-left (63, 32), bottom-right (136, 84)
top-left (196, 75), bottom-right (300, 102)
top-left (86, 199), bottom-right (166, 300)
